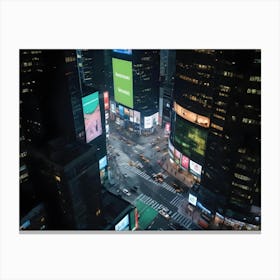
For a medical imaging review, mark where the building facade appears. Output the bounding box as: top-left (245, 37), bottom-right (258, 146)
top-left (170, 50), bottom-right (261, 229)
top-left (110, 49), bottom-right (160, 134)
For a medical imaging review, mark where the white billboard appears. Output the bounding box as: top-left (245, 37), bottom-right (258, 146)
top-left (189, 160), bottom-right (202, 176)
top-left (188, 193), bottom-right (197, 206)
top-left (133, 110), bottom-right (140, 124)
top-left (144, 116), bottom-right (153, 129)
top-left (152, 112), bottom-right (159, 126)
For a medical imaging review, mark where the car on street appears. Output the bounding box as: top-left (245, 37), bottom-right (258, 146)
top-left (159, 209), bottom-right (170, 220)
top-left (122, 188), bottom-right (131, 196)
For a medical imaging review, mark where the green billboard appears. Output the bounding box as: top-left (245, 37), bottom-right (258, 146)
top-left (112, 58), bottom-right (133, 108)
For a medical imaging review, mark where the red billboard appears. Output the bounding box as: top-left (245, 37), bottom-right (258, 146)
top-left (181, 155), bottom-right (189, 170)
top-left (103, 91), bottom-right (109, 110)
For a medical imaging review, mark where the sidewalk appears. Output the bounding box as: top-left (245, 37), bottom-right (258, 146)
top-left (179, 200), bottom-right (202, 225)
top-left (160, 156), bottom-right (195, 189)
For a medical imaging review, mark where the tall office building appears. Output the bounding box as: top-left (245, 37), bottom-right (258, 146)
top-left (170, 50), bottom-right (261, 229)
top-left (159, 50), bottom-right (176, 132)
top-left (201, 50), bottom-right (261, 228)
top-left (110, 49), bottom-right (160, 134)
top-left (76, 50), bottom-right (108, 182)
top-left (28, 140), bottom-right (102, 230)
top-left (169, 50), bottom-right (215, 182)
top-left (20, 50), bottom-right (106, 228)
top-left (20, 50), bottom-right (136, 230)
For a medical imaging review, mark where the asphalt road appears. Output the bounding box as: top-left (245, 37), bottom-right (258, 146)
top-left (105, 121), bottom-right (196, 230)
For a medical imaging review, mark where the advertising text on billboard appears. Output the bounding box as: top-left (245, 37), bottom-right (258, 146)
top-left (112, 58), bottom-right (133, 108)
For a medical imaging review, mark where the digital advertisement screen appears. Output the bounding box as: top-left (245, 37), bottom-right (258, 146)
top-left (174, 102), bottom-right (210, 128)
top-left (144, 116), bottom-right (153, 129)
top-left (82, 92), bottom-right (103, 143)
top-left (174, 148), bottom-right (181, 164)
top-left (124, 107), bottom-right (130, 120)
top-left (119, 105), bottom-right (124, 117)
top-left (115, 214), bottom-right (130, 231)
top-left (174, 115), bottom-right (208, 161)
top-left (188, 193), bottom-right (197, 206)
top-left (103, 91), bottom-right (109, 110)
top-left (112, 58), bottom-right (133, 108)
top-left (133, 111), bottom-right (140, 124)
top-left (189, 160), bottom-right (202, 176)
top-left (110, 101), bottom-right (116, 113)
top-left (99, 156), bottom-right (107, 170)
top-left (152, 112), bottom-right (159, 126)
top-left (129, 109), bottom-right (134, 122)
top-left (181, 155), bottom-right (190, 170)
top-left (113, 49), bottom-right (132, 55)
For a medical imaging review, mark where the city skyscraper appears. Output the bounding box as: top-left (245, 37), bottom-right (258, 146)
top-left (20, 50), bottom-right (134, 230)
top-left (170, 50), bottom-right (261, 229)
top-left (20, 49), bottom-right (261, 231)
top-left (110, 50), bottom-right (160, 134)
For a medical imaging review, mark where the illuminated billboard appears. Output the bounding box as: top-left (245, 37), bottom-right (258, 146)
top-left (181, 155), bottom-right (190, 170)
top-left (152, 112), bottom-right (159, 126)
top-left (103, 91), bottom-right (109, 110)
top-left (174, 148), bottom-right (181, 164)
top-left (99, 156), bottom-right (108, 170)
top-left (144, 116), bottom-right (153, 129)
top-left (82, 92), bottom-right (103, 143)
top-left (188, 193), bottom-right (197, 206)
top-left (129, 109), bottom-right (134, 122)
top-left (133, 111), bottom-right (140, 124)
top-left (124, 107), bottom-right (130, 120)
top-left (112, 58), bottom-right (133, 108)
top-left (110, 101), bottom-right (116, 113)
top-left (113, 49), bottom-right (132, 55)
top-left (189, 160), bottom-right (202, 176)
top-left (119, 105), bottom-right (124, 117)
top-left (174, 115), bottom-right (208, 161)
top-left (115, 214), bottom-right (130, 231)
top-left (174, 102), bottom-right (210, 128)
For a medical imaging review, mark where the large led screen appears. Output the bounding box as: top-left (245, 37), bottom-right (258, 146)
top-left (82, 92), bottom-right (103, 143)
top-left (103, 91), bottom-right (109, 110)
top-left (174, 115), bottom-right (208, 162)
top-left (190, 160), bottom-right (202, 176)
top-left (112, 58), bottom-right (133, 108)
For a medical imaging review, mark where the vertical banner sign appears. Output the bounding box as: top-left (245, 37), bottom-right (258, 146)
top-left (181, 155), bottom-right (190, 170)
top-left (82, 92), bottom-right (103, 143)
top-left (103, 91), bottom-right (109, 110)
top-left (112, 58), bottom-right (133, 108)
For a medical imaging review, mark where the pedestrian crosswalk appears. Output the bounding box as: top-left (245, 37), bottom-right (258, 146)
top-left (136, 193), bottom-right (170, 213)
top-left (161, 182), bottom-right (177, 194)
top-left (124, 165), bottom-right (177, 194)
top-left (170, 212), bottom-right (193, 229)
top-left (170, 196), bottom-right (184, 208)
